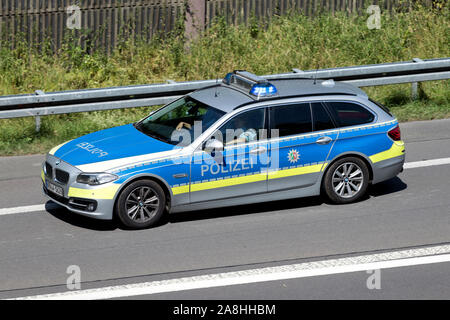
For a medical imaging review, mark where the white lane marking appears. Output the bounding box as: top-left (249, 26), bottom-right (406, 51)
top-left (404, 157), bottom-right (450, 169)
top-left (0, 203), bottom-right (59, 216)
top-left (0, 204), bottom-right (46, 216)
top-left (1, 157), bottom-right (450, 216)
top-left (10, 244), bottom-right (450, 300)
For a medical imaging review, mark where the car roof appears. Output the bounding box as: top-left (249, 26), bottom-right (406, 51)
top-left (190, 78), bottom-right (368, 113)
top-left (189, 85), bottom-right (254, 113)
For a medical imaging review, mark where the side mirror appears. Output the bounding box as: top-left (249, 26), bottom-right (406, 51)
top-left (204, 139), bottom-right (224, 153)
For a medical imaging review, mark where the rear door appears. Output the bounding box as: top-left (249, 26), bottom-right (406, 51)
top-left (323, 100), bottom-right (398, 163)
top-left (267, 102), bottom-right (338, 192)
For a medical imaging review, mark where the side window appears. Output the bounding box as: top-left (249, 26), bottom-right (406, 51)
top-left (213, 108), bottom-right (266, 146)
top-left (270, 103), bottom-right (312, 138)
top-left (326, 101), bottom-right (375, 127)
top-left (312, 102), bottom-right (335, 131)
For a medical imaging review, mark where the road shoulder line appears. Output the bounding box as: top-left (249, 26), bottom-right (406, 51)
top-left (10, 244), bottom-right (450, 300)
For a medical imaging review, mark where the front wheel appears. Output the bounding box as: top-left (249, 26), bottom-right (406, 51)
top-left (116, 179), bottom-right (166, 229)
top-left (323, 157), bottom-right (369, 204)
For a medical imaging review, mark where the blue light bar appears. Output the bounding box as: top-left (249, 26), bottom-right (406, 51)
top-left (249, 83), bottom-right (278, 97)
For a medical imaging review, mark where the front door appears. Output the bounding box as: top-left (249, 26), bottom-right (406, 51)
top-left (190, 107), bottom-right (269, 203)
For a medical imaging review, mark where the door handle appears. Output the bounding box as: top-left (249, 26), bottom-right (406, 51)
top-left (250, 146), bottom-right (266, 155)
top-left (173, 173), bottom-right (188, 179)
top-left (316, 136), bottom-right (332, 145)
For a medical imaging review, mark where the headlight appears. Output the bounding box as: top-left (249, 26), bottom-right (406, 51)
top-left (76, 173), bottom-right (118, 185)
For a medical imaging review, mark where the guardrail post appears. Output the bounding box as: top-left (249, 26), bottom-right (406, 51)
top-left (411, 58), bottom-right (424, 100)
top-left (34, 90), bottom-right (45, 133)
top-left (411, 82), bottom-right (419, 100)
top-left (35, 115), bottom-right (41, 133)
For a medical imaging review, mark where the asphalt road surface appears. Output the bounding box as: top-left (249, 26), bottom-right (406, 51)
top-left (0, 118), bottom-right (449, 300)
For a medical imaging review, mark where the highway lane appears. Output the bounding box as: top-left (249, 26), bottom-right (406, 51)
top-left (140, 261), bottom-right (450, 300)
top-left (0, 118), bottom-right (449, 299)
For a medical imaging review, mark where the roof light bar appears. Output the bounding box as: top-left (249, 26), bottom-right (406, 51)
top-left (223, 70), bottom-right (278, 98)
top-left (235, 71), bottom-right (267, 83)
top-left (223, 70), bottom-right (267, 86)
top-left (250, 83), bottom-right (278, 98)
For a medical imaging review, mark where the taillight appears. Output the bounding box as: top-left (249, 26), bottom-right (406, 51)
top-left (388, 125), bottom-right (401, 141)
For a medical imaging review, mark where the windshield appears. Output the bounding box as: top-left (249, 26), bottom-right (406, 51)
top-left (135, 97), bottom-right (226, 146)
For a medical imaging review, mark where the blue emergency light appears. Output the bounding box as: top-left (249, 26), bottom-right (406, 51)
top-left (249, 83), bottom-right (278, 97)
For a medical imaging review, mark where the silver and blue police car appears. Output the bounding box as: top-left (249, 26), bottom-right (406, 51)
top-left (42, 71), bottom-right (405, 229)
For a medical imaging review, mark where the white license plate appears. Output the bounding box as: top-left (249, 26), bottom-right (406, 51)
top-left (47, 181), bottom-right (64, 197)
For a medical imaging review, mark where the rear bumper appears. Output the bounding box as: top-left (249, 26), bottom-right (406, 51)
top-left (371, 154), bottom-right (405, 184)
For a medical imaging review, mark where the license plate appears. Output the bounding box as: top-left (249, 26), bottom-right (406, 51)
top-left (47, 181), bottom-right (64, 197)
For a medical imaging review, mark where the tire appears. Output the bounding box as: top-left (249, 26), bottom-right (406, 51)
top-left (323, 157), bottom-right (369, 204)
top-left (116, 179), bottom-right (166, 229)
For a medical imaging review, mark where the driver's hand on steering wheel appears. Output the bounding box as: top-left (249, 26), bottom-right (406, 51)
top-left (176, 121), bottom-right (192, 131)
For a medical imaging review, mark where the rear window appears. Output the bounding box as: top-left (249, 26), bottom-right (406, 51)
top-left (326, 101), bottom-right (375, 127)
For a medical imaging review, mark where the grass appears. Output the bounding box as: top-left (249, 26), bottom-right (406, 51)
top-left (0, 4), bottom-right (449, 156)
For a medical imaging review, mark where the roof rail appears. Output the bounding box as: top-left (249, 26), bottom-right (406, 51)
top-left (233, 92), bottom-right (357, 110)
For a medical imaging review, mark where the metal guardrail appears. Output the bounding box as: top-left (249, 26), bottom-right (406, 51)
top-left (0, 58), bottom-right (449, 126)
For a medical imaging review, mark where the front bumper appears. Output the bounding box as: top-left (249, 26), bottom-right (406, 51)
top-left (42, 154), bottom-right (118, 220)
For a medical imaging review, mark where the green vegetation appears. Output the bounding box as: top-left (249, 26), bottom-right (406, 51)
top-left (0, 5), bottom-right (449, 156)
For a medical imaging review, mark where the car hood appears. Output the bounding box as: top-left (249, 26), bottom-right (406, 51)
top-left (51, 124), bottom-right (180, 172)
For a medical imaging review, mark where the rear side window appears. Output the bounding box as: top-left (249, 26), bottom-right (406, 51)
top-left (270, 103), bottom-right (312, 137)
top-left (312, 103), bottom-right (335, 131)
top-left (370, 99), bottom-right (393, 116)
top-left (326, 101), bottom-right (375, 127)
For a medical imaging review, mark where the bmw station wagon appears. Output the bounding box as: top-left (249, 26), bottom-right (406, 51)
top-left (42, 71), bottom-right (405, 229)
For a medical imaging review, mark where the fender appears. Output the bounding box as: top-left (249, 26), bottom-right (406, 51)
top-left (322, 151), bottom-right (374, 182)
top-left (112, 172), bottom-right (174, 210)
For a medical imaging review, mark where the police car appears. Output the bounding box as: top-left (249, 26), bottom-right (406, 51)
top-left (42, 71), bottom-right (405, 229)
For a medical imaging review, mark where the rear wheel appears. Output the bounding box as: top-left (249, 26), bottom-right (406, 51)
top-left (116, 179), bottom-right (166, 229)
top-left (323, 157), bottom-right (369, 204)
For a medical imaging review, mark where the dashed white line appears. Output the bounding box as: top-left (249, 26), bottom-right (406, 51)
top-left (0, 204), bottom-right (46, 216)
top-left (0, 157), bottom-right (449, 216)
top-left (0, 203), bottom-right (59, 216)
top-left (403, 157), bottom-right (450, 169)
top-left (10, 244), bottom-right (450, 300)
